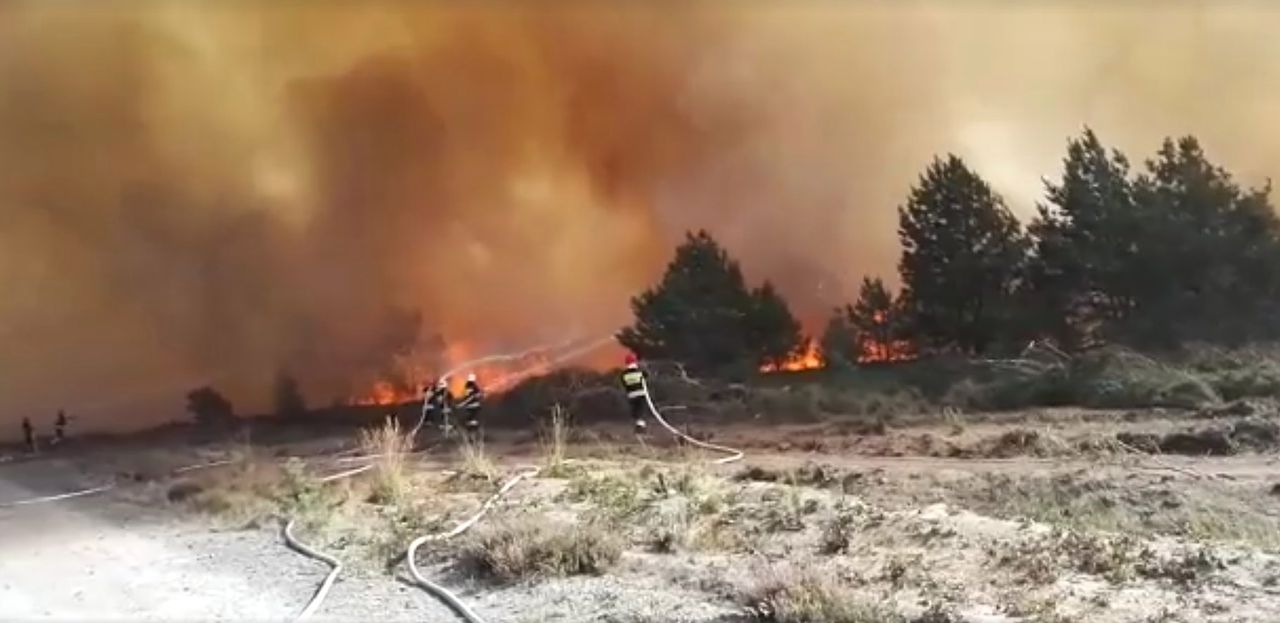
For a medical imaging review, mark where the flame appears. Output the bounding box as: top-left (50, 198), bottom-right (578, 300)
top-left (855, 309), bottom-right (916, 363)
top-left (347, 340), bottom-right (559, 406)
top-left (855, 338), bottom-right (916, 364)
top-left (760, 340), bottom-right (825, 373)
top-left (350, 380), bottom-right (417, 406)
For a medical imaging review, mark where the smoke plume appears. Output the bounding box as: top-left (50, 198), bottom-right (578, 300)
top-left (2, 1), bottom-right (1278, 430)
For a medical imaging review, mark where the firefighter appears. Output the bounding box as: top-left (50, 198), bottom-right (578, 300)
top-left (21, 417), bottom-right (34, 453)
top-left (458, 373), bottom-right (484, 441)
top-left (420, 381), bottom-right (437, 426)
top-left (433, 376), bottom-right (454, 435)
top-left (619, 353), bottom-right (649, 434)
top-left (54, 410), bottom-right (68, 444)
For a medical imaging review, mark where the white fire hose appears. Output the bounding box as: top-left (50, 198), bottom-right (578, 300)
top-left (0, 456), bottom-right (242, 509)
top-left (397, 367), bottom-right (745, 623)
top-left (404, 465), bottom-right (543, 623)
top-left (640, 376), bottom-right (743, 465)
top-left (0, 483), bottom-right (117, 508)
top-left (283, 517), bottom-right (344, 622)
top-left (0, 342), bottom-right (744, 622)
top-left (282, 337), bottom-right (611, 621)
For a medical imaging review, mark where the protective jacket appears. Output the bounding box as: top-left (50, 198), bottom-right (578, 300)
top-left (620, 365), bottom-right (647, 399)
top-left (459, 381), bottom-right (484, 411)
top-left (425, 385), bottom-right (452, 414)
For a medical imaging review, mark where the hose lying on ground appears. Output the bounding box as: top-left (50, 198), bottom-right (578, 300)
top-left (0, 483), bottom-right (117, 508)
top-left (640, 376), bottom-right (744, 465)
top-left (283, 518), bottom-right (343, 622)
top-left (402, 368), bottom-right (744, 621)
top-left (404, 466), bottom-right (543, 623)
top-left (0, 455), bottom-right (244, 508)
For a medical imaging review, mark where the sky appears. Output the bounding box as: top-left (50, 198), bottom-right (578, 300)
top-left (2, 0), bottom-right (1278, 432)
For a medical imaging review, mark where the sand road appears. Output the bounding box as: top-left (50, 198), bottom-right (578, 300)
top-left (0, 457), bottom-right (446, 622)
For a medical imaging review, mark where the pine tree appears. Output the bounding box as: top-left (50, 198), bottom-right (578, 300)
top-left (1028, 130), bottom-right (1280, 348)
top-left (618, 230), bottom-right (804, 373)
top-left (819, 308), bottom-right (858, 368)
top-left (748, 281), bottom-right (805, 368)
top-left (1125, 136), bottom-right (1280, 345)
top-left (848, 277), bottom-right (905, 362)
top-left (1027, 128), bottom-right (1137, 347)
top-left (273, 371), bottom-right (307, 419)
top-left (898, 155), bottom-right (1029, 354)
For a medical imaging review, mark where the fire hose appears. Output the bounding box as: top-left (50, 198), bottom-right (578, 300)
top-left (0, 456), bottom-right (242, 509)
top-left (397, 367), bottom-right (745, 623)
top-left (403, 465), bottom-right (543, 623)
top-left (640, 376), bottom-right (743, 465)
top-left (282, 337), bottom-right (611, 621)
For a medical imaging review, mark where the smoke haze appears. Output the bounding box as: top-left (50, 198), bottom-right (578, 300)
top-left (2, 1), bottom-right (1278, 430)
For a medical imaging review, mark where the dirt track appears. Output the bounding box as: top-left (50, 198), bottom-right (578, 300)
top-left (0, 458), bottom-right (453, 622)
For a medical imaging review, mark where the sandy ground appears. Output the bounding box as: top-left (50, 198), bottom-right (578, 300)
top-left (0, 458), bottom-right (450, 622)
top-left (5, 408), bottom-right (1280, 622)
top-left (0, 451), bottom-right (740, 622)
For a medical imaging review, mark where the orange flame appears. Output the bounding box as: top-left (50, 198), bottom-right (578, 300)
top-left (760, 339), bottom-right (824, 373)
top-left (855, 310), bottom-right (916, 364)
top-left (350, 379), bottom-right (418, 406)
top-left (347, 340), bottom-right (561, 406)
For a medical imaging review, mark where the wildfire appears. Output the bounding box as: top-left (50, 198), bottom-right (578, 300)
top-left (856, 339), bottom-right (916, 364)
top-left (350, 380), bottom-right (418, 406)
top-left (856, 310), bottom-right (916, 364)
top-left (347, 340), bottom-right (563, 406)
top-left (760, 340), bottom-right (825, 373)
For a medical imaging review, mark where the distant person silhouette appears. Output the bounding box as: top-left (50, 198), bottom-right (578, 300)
top-left (54, 410), bottom-right (68, 444)
top-left (21, 417), bottom-right (34, 453)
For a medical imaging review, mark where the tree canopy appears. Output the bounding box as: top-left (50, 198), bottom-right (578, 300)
top-left (617, 230), bottom-right (804, 373)
top-left (897, 155), bottom-right (1029, 355)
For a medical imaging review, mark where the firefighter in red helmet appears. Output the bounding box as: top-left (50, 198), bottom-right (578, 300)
top-left (619, 353), bottom-right (649, 434)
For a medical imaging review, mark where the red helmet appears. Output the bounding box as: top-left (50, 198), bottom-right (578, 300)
top-left (624, 352), bottom-right (637, 365)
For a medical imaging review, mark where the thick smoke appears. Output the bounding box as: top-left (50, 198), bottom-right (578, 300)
top-left (2, 2), bottom-right (1278, 430)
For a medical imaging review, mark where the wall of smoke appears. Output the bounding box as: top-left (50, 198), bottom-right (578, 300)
top-left (2, 1), bottom-right (1277, 429)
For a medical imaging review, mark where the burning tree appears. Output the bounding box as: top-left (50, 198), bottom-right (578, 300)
top-left (618, 230), bottom-right (804, 374)
top-left (898, 154), bottom-right (1029, 355)
top-left (821, 276), bottom-right (913, 366)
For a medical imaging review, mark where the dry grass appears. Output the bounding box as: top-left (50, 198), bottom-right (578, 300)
top-left (358, 419), bottom-right (413, 504)
top-left (456, 516), bottom-right (624, 583)
top-left (175, 452), bottom-right (348, 532)
top-left (742, 565), bottom-right (902, 623)
top-left (457, 433), bottom-right (499, 482)
top-left (540, 403), bottom-right (573, 477)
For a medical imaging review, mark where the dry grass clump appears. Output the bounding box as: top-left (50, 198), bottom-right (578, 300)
top-left (742, 566), bottom-right (902, 623)
top-left (173, 453), bottom-right (349, 531)
top-left (174, 451), bottom-right (285, 527)
top-left (457, 433), bottom-right (500, 483)
top-left (456, 516), bottom-right (623, 583)
top-left (357, 418), bottom-right (413, 504)
top-left (540, 403), bottom-right (574, 477)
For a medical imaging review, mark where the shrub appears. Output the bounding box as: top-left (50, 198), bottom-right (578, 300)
top-left (457, 517), bottom-right (623, 583)
top-left (357, 419), bottom-right (413, 504)
top-left (743, 566), bottom-right (901, 623)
